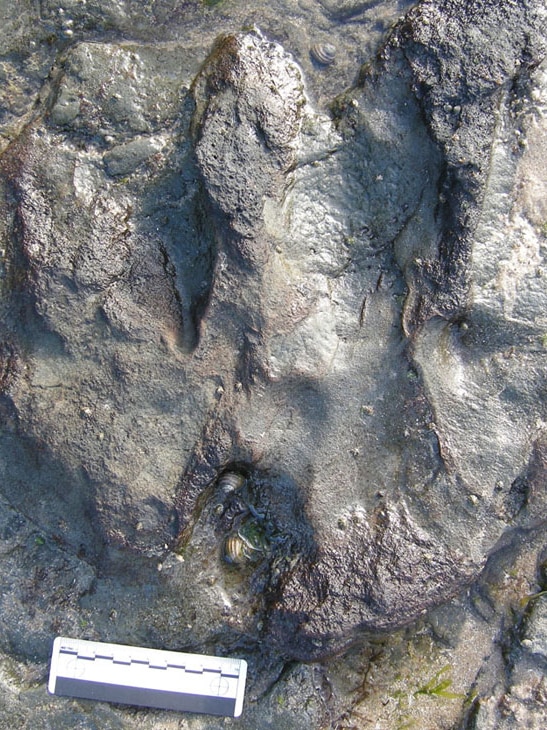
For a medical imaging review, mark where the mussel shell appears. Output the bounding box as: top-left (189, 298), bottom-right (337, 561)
top-left (217, 471), bottom-right (245, 494)
top-left (223, 534), bottom-right (248, 566)
top-left (310, 43), bottom-right (337, 66)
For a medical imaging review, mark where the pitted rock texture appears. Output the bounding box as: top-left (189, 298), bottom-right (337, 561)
top-left (192, 30), bottom-right (305, 254)
top-left (266, 502), bottom-right (475, 660)
top-left (342, 0), bottom-right (547, 332)
top-left (0, 6), bottom-right (546, 723)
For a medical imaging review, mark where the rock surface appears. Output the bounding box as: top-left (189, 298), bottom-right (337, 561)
top-left (0, 0), bottom-right (546, 728)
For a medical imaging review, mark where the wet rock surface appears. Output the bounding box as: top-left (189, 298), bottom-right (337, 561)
top-left (0, 0), bottom-right (546, 728)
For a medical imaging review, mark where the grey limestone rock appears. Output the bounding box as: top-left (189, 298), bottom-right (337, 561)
top-left (0, 493), bottom-right (95, 661)
top-left (463, 586), bottom-right (547, 730)
top-left (192, 29), bottom-right (306, 252)
top-left (521, 593), bottom-right (547, 664)
top-left (0, 0), bottom-right (546, 726)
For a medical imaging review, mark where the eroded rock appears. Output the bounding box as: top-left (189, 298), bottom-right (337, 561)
top-left (192, 29), bottom-right (305, 255)
top-left (0, 1), bottom-right (546, 700)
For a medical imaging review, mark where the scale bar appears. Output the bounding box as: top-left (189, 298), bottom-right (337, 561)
top-left (48, 637), bottom-right (247, 717)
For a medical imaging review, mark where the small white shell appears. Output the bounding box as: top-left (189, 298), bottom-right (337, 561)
top-left (310, 43), bottom-right (337, 66)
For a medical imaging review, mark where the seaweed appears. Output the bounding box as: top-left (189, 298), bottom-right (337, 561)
top-left (414, 665), bottom-right (464, 700)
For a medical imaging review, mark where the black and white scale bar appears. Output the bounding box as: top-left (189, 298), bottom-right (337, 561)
top-left (48, 637), bottom-right (247, 717)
